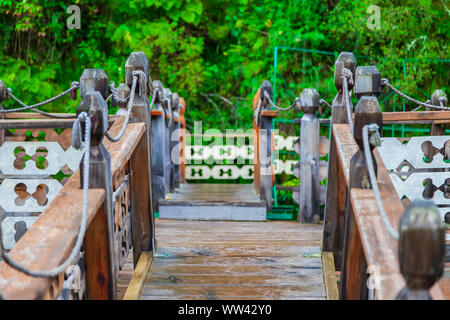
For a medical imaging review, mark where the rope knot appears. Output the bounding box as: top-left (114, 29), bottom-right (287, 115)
top-left (380, 78), bottom-right (389, 87)
top-left (132, 70), bottom-right (147, 97)
top-left (342, 68), bottom-right (354, 87)
top-left (367, 123), bottom-right (381, 148)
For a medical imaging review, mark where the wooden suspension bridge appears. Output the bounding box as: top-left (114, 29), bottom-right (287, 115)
top-left (0, 52), bottom-right (448, 300)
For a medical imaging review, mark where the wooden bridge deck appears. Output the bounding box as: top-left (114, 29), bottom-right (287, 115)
top-left (138, 219), bottom-right (326, 300)
top-left (159, 184), bottom-right (266, 221)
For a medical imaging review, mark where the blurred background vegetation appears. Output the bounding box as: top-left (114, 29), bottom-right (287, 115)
top-left (0, 0), bottom-right (448, 131)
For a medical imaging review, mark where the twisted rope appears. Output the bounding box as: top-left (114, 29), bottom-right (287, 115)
top-left (363, 123), bottom-right (400, 240)
top-left (342, 68), bottom-right (354, 130)
top-left (109, 82), bottom-right (129, 105)
top-left (164, 96), bottom-right (173, 129)
top-left (2, 82), bottom-right (79, 117)
top-left (381, 78), bottom-right (450, 111)
top-left (104, 73), bottom-right (139, 142)
top-left (0, 112), bottom-right (92, 277)
top-left (253, 96), bottom-right (262, 127)
top-left (319, 99), bottom-right (332, 108)
top-left (263, 90), bottom-right (299, 111)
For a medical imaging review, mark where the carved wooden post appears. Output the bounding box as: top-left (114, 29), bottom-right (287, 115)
top-left (163, 88), bottom-right (174, 193)
top-left (428, 90), bottom-right (449, 173)
top-left (171, 93), bottom-right (181, 190)
top-left (252, 88), bottom-right (262, 193)
top-left (179, 97), bottom-right (187, 184)
top-left (0, 80), bottom-right (7, 146)
top-left (298, 88), bottom-right (321, 223)
top-left (77, 69), bottom-right (117, 300)
top-left (396, 200), bottom-right (446, 300)
top-left (340, 66), bottom-right (382, 300)
top-left (430, 90), bottom-right (448, 136)
top-left (151, 80), bottom-right (166, 212)
top-left (323, 52), bottom-right (356, 268)
top-left (258, 81), bottom-right (275, 213)
top-left (125, 52), bottom-right (155, 264)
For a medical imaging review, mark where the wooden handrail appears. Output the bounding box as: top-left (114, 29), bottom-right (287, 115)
top-left (329, 123), bottom-right (448, 300)
top-left (0, 117), bottom-right (146, 300)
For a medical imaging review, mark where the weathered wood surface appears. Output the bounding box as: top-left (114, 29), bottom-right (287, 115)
top-left (348, 147), bottom-right (448, 300)
top-left (0, 119), bottom-right (145, 300)
top-left (382, 111), bottom-right (450, 123)
top-left (123, 251), bottom-right (153, 300)
top-left (139, 220), bottom-right (325, 300)
top-left (321, 252), bottom-right (339, 300)
top-left (159, 184), bottom-right (266, 221)
top-left (322, 123), bottom-right (357, 268)
top-left (161, 183), bottom-right (261, 203)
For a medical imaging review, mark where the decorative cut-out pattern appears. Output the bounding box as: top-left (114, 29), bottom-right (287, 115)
top-left (1, 216), bottom-right (37, 250)
top-left (0, 179), bottom-right (62, 213)
top-left (378, 136), bottom-right (450, 222)
top-left (0, 142), bottom-right (83, 177)
top-left (378, 136), bottom-right (450, 170)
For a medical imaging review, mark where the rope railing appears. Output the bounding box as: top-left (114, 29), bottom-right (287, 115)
top-left (362, 123), bottom-right (399, 240)
top-left (381, 78), bottom-right (450, 111)
top-left (1, 82), bottom-right (79, 117)
top-left (342, 68), bottom-right (354, 130)
top-left (0, 52), bottom-right (184, 301)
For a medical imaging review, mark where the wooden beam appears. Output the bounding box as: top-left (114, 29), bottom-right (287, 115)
top-left (382, 111), bottom-right (450, 123)
top-left (0, 117), bottom-right (115, 129)
top-left (123, 251), bottom-right (154, 300)
top-left (322, 252), bottom-right (339, 300)
top-left (260, 110), bottom-right (279, 117)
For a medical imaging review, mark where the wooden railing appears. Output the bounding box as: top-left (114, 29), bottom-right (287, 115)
top-left (0, 51), bottom-right (184, 300)
top-left (322, 52), bottom-right (449, 300)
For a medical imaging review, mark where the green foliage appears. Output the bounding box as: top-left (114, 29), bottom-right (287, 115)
top-left (0, 0), bottom-right (448, 130)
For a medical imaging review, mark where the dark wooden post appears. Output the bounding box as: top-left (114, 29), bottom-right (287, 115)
top-left (125, 52), bottom-right (155, 265)
top-left (77, 69), bottom-right (117, 300)
top-left (322, 52), bottom-right (356, 268)
top-left (171, 93), bottom-right (181, 190)
top-left (258, 81), bottom-right (274, 213)
top-left (151, 80), bottom-right (166, 213)
top-left (427, 90), bottom-right (449, 172)
top-left (396, 200), bottom-right (446, 300)
top-left (340, 66), bottom-right (382, 300)
top-left (163, 88), bottom-right (174, 193)
top-left (0, 80), bottom-right (7, 145)
top-left (298, 88), bottom-right (321, 223)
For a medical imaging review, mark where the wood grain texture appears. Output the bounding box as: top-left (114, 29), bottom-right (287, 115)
top-left (382, 111), bottom-right (450, 123)
top-left (321, 251), bottom-right (339, 300)
top-left (123, 251), bottom-right (154, 300)
top-left (139, 220), bottom-right (326, 300)
top-left (84, 202), bottom-right (112, 300)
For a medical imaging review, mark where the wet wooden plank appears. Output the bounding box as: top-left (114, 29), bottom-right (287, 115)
top-left (139, 220), bottom-right (325, 300)
top-left (322, 252), bottom-right (339, 300)
top-left (123, 251), bottom-right (154, 300)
